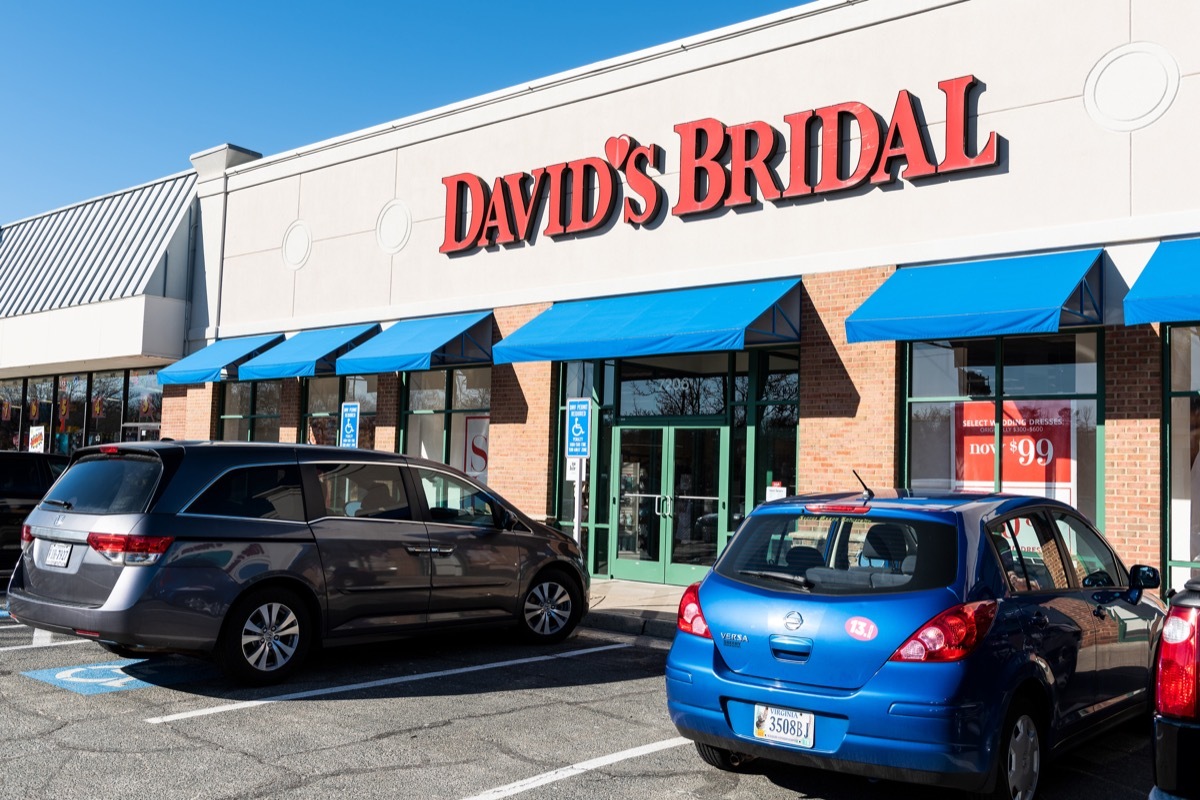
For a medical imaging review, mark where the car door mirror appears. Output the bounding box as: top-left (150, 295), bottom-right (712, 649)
top-left (1130, 564), bottom-right (1160, 590)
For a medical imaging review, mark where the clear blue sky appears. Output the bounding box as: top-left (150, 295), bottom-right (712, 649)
top-left (0, 1), bottom-right (809, 225)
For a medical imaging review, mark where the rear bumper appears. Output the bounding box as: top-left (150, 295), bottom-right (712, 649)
top-left (6, 563), bottom-right (223, 654)
top-left (664, 633), bottom-right (997, 792)
top-left (1154, 714), bottom-right (1200, 798)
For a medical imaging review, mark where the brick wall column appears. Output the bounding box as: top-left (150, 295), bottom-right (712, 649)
top-left (161, 383), bottom-right (220, 440)
top-left (1103, 324), bottom-right (1163, 570)
top-left (279, 379), bottom-right (301, 443)
top-left (374, 373), bottom-right (400, 453)
top-left (488, 304), bottom-right (558, 520)
top-left (798, 267), bottom-right (901, 493)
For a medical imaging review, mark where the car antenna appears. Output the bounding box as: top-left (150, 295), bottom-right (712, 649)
top-left (853, 470), bottom-right (875, 502)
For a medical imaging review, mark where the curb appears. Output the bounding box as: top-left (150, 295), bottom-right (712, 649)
top-left (582, 610), bottom-right (677, 641)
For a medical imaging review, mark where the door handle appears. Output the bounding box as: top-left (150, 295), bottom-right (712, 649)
top-left (654, 495), bottom-right (662, 517)
top-left (662, 495), bottom-right (673, 518)
top-left (1031, 612), bottom-right (1049, 630)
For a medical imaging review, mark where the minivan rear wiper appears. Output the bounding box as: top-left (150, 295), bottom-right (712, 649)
top-left (41, 498), bottom-right (73, 510)
top-left (739, 569), bottom-right (812, 589)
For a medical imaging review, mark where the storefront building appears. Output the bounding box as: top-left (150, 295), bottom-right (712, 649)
top-left (4, 0), bottom-right (1200, 588)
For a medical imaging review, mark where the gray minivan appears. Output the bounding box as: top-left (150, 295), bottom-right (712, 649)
top-left (6, 441), bottom-right (588, 684)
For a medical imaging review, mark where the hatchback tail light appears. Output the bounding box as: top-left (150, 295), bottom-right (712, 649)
top-left (677, 582), bottom-right (712, 639)
top-left (1157, 605), bottom-right (1200, 719)
top-left (20, 524), bottom-right (33, 548)
top-left (86, 533), bottom-right (174, 566)
top-left (890, 600), bottom-right (997, 662)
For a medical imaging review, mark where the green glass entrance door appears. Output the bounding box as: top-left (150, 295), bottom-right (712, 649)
top-left (611, 426), bottom-right (728, 585)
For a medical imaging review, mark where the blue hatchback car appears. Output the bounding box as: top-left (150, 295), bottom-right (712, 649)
top-left (665, 491), bottom-right (1164, 799)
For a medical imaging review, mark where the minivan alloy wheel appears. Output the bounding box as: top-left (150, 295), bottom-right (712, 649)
top-left (519, 572), bottom-right (583, 643)
top-left (241, 601), bottom-right (301, 671)
top-left (525, 581), bottom-right (571, 635)
top-left (218, 586), bottom-right (312, 685)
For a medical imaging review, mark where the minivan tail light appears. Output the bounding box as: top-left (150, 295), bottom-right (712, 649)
top-left (677, 582), bottom-right (712, 639)
top-left (1156, 605), bottom-right (1200, 719)
top-left (890, 600), bottom-right (997, 662)
top-left (20, 524), bottom-right (33, 547)
top-left (86, 533), bottom-right (174, 566)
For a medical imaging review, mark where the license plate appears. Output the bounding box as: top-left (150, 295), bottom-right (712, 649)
top-left (753, 704), bottom-right (815, 748)
top-left (45, 541), bottom-right (72, 568)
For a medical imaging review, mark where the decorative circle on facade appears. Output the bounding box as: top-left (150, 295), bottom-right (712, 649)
top-left (1084, 42), bottom-right (1179, 132)
top-left (376, 199), bottom-right (412, 254)
top-left (282, 220), bottom-right (312, 270)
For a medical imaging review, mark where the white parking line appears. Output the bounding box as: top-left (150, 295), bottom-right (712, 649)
top-left (145, 642), bottom-right (631, 724)
top-left (459, 737), bottom-right (690, 800)
top-left (31, 628), bottom-right (53, 646)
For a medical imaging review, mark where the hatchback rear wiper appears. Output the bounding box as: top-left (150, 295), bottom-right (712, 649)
top-left (41, 498), bottom-right (73, 510)
top-left (739, 569), bottom-right (812, 589)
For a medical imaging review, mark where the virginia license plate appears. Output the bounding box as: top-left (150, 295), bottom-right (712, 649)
top-left (753, 703), bottom-right (815, 748)
top-left (45, 541), bottom-right (72, 568)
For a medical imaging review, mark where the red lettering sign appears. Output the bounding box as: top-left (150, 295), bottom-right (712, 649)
top-left (440, 75), bottom-right (1001, 254)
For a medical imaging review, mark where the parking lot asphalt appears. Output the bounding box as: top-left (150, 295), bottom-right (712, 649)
top-left (0, 582), bottom-right (1158, 800)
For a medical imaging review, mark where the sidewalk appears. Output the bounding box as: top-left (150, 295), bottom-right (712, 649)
top-left (582, 578), bottom-right (683, 640)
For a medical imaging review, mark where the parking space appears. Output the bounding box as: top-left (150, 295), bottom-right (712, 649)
top-left (0, 609), bottom-right (1159, 800)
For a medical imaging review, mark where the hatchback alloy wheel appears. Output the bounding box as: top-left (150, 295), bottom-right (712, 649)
top-left (241, 601), bottom-right (301, 671)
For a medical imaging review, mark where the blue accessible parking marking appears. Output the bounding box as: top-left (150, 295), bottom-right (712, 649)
top-left (22, 658), bottom-right (215, 695)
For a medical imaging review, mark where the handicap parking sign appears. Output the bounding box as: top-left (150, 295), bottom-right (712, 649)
top-left (340, 401), bottom-right (360, 448)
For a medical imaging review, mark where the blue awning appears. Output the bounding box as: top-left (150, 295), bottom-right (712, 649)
top-left (157, 333), bottom-right (284, 385)
top-left (491, 278), bottom-right (801, 365)
top-left (845, 249), bottom-right (1104, 343)
top-left (1124, 237), bottom-right (1200, 325)
top-left (237, 323), bottom-right (381, 380)
top-left (336, 311), bottom-right (493, 374)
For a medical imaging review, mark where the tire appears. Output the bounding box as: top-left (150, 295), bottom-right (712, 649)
top-left (694, 741), bottom-right (745, 772)
top-left (518, 570), bottom-right (583, 644)
top-left (988, 699), bottom-right (1043, 800)
top-left (217, 586), bottom-right (312, 685)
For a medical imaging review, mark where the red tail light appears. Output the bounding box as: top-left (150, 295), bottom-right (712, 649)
top-left (20, 524), bottom-right (33, 547)
top-left (99, 445), bottom-right (119, 454)
top-left (677, 582), bottom-right (712, 639)
top-left (1157, 606), bottom-right (1200, 719)
top-left (890, 600), bottom-right (997, 662)
top-left (805, 504), bottom-right (870, 515)
top-left (86, 533), bottom-right (174, 566)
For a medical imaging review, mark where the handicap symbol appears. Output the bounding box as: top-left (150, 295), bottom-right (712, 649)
top-left (57, 665), bottom-right (140, 688)
top-left (23, 659), bottom-right (153, 695)
top-left (571, 420), bottom-right (584, 438)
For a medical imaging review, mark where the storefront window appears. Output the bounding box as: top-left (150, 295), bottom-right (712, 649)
top-left (90, 371), bottom-right (124, 445)
top-left (0, 379), bottom-right (23, 450)
top-left (301, 375), bottom-right (377, 449)
top-left (1167, 327), bottom-right (1200, 588)
top-left (24, 377), bottom-right (53, 452)
top-left (124, 369), bottom-right (162, 442)
top-left (619, 354), bottom-right (728, 417)
top-left (403, 368), bottom-right (490, 478)
top-left (221, 381), bottom-right (281, 442)
top-left (907, 333), bottom-right (1101, 522)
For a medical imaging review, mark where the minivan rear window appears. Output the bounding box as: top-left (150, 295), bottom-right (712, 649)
top-left (42, 456), bottom-right (162, 515)
top-left (716, 512), bottom-right (958, 595)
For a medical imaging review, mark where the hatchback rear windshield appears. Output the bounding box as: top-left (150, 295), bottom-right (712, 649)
top-left (41, 455), bottom-right (161, 515)
top-left (716, 511), bottom-right (958, 595)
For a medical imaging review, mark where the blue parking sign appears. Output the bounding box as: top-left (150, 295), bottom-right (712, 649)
top-left (340, 402), bottom-right (360, 448)
top-left (566, 398), bottom-right (590, 459)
